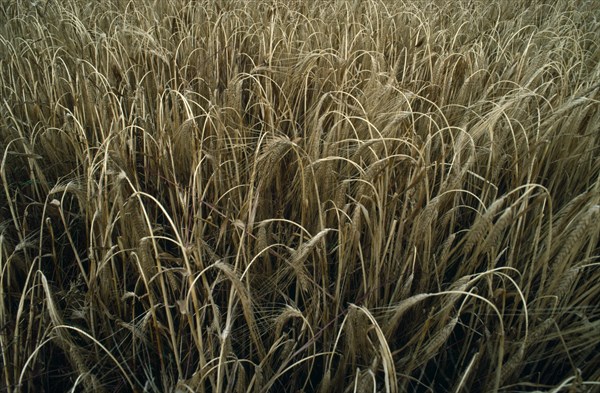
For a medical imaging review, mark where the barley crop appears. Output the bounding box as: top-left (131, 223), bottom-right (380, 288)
top-left (1, 0), bottom-right (599, 391)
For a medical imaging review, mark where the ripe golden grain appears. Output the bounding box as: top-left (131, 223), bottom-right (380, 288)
top-left (1, 0), bottom-right (598, 391)
top-left (463, 197), bottom-right (506, 255)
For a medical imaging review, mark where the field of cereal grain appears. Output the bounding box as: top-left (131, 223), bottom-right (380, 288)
top-left (1, 1), bottom-right (599, 391)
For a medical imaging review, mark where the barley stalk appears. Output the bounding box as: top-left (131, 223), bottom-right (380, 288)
top-left (463, 198), bottom-right (506, 255)
top-left (479, 206), bottom-right (514, 256)
top-left (553, 204), bottom-right (599, 269)
top-left (416, 316), bottom-right (460, 366)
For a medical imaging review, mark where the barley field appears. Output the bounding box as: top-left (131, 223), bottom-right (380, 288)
top-left (1, 0), bottom-right (599, 392)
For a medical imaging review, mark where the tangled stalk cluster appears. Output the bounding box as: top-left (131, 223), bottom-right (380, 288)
top-left (1, 0), bottom-right (599, 391)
